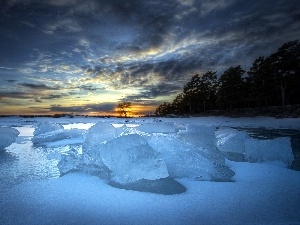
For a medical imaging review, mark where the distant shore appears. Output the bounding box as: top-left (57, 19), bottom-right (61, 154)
top-left (1, 104), bottom-right (300, 119)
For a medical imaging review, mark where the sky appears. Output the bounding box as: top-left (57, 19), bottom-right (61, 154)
top-left (0, 0), bottom-right (299, 116)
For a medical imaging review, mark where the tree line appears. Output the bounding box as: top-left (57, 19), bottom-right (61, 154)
top-left (155, 40), bottom-right (300, 116)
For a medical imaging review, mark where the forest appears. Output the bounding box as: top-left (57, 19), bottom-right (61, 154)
top-left (155, 40), bottom-right (300, 116)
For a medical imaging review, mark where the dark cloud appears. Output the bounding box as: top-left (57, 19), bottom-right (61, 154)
top-left (49, 102), bottom-right (116, 113)
top-left (19, 83), bottom-right (59, 90)
top-left (34, 97), bottom-right (42, 102)
top-left (125, 82), bottom-right (183, 102)
top-left (87, 56), bottom-right (205, 90)
top-left (0, 0), bottom-right (299, 114)
top-left (41, 94), bottom-right (69, 100)
top-left (78, 84), bottom-right (104, 92)
top-left (5, 79), bottom-right (18, 83)
top-left (115, 44), bottom-right (142, 53)
top-left (0, 91), bottom-right (32, 99)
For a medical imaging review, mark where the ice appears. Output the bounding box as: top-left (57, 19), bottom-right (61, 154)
top-left (83, 122), bottom-right (117, 153)
top-left (61, 123), bottom-right (233, 182)
top-left (32, 121), bottom-right (84, 145)
top-left (59, 133), bottom-right (169, 184)
top-left (0, 127), bottom-right (19, 151)
top-left (57, 149), bottom-right (110, 179)
top-left (136, 122), bottom-right (176, 133)
top-left (216, 128), bottom-right (249, 161)
top-left (178, 124), bottom-right (216, 148)
top-left (216, 128), bottom-right (294, 166)
top-left (177, 124), bottom-right (225, 165)
top-left (33, 121), bottom-right (63, 136)
top-left (148, 135), bottom-right (234, 181)
top-left (32, 127), bottom-right (84, 145)
top-left (99, 134), bottom-right (169, 184)
top-left (62, 123), bottom-right (169, 184)
top-left (1, 116), bottom-right (300, 225)
top-left (81, 122), bottom-right (118, 168)
top-left (245, 137), bottom-right (294, 166)
top-left (85, 121), bottom-right (117, 143)
top-left (57, 149), bottom-right (84, 175)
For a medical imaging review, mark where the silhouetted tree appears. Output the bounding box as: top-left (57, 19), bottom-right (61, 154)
top-left (171, 92), bottom-right (189, 114)
top-left (199, 71), bottom-right (218, 111)
top-left (183, 74), bottom-right (201, 114)
top-left (217, 66), bottom-right (245, 111)
top-left (267, 40), bottom-right (300, 110)
top-left (154, 40), bottom-right (299, 116)
top-left (247, 56), bottom-right (277, 108)
top-left (155, 102), bottom-right (172, 116)
top-left (183, 71), bottom-right (218, 113)
top-left (117, 102), bottom-right (132, 117)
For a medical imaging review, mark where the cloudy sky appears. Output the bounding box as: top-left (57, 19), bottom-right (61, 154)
top-left (0, 0), bottom-right (299, 115)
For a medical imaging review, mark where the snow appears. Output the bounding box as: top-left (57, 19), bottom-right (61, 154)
top-left (0, 116), bottom-right (300, 225)
top-left (0, 162), bottom-right (299, 225)
top-left (0, 127), bottom-right (19, 151)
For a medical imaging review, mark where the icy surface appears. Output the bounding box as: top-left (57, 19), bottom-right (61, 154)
top-left (216, 128), bottom-right (249, 161)
top-left (100, 134), bottom-right (169, 183)
top-left (148, 135), bottom-right (234, 181)
top-left (61, 122), bottom-right (233, 182)
top-left (177, 124), bottom-right (225, 165)
top-left (32, 128), bottom-right (84, 145)
top-left (216, 127), bottom-right (294, 165)
top-left (57, 149), bottom-right (110, 179)
top-left (0, 127), bottom-right (19, 151)
top-left (245, 137), bottom-right (294, 166)
top-left (1, 162), bottom-right (299, 225)
top-left (136, 122), bottom-right (176, 133)
top-left (216, 128), bottom-right (248, 154)
top-left (81, 122), bottom-right (118, 169)
top-left (62, 132), bottom-right (169, 184)
top-left (33, 121), bottom-right (63, 136)
top-left (57, 149), bottom-right (84, 175)
top-left (0, 116), bottom-right (300, 225)
top-left (32, 122), bottom-right (84, 145)
top-left (83, 122), bottom-right (117, 154)
top-left (178, 124), bottom-right (216, 149)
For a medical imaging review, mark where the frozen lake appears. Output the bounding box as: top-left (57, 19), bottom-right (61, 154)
top-left (0, 116), bottom-right (300, 225)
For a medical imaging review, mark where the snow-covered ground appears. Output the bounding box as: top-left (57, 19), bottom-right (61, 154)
top-left (0, 116), bottom-right (300, 225)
